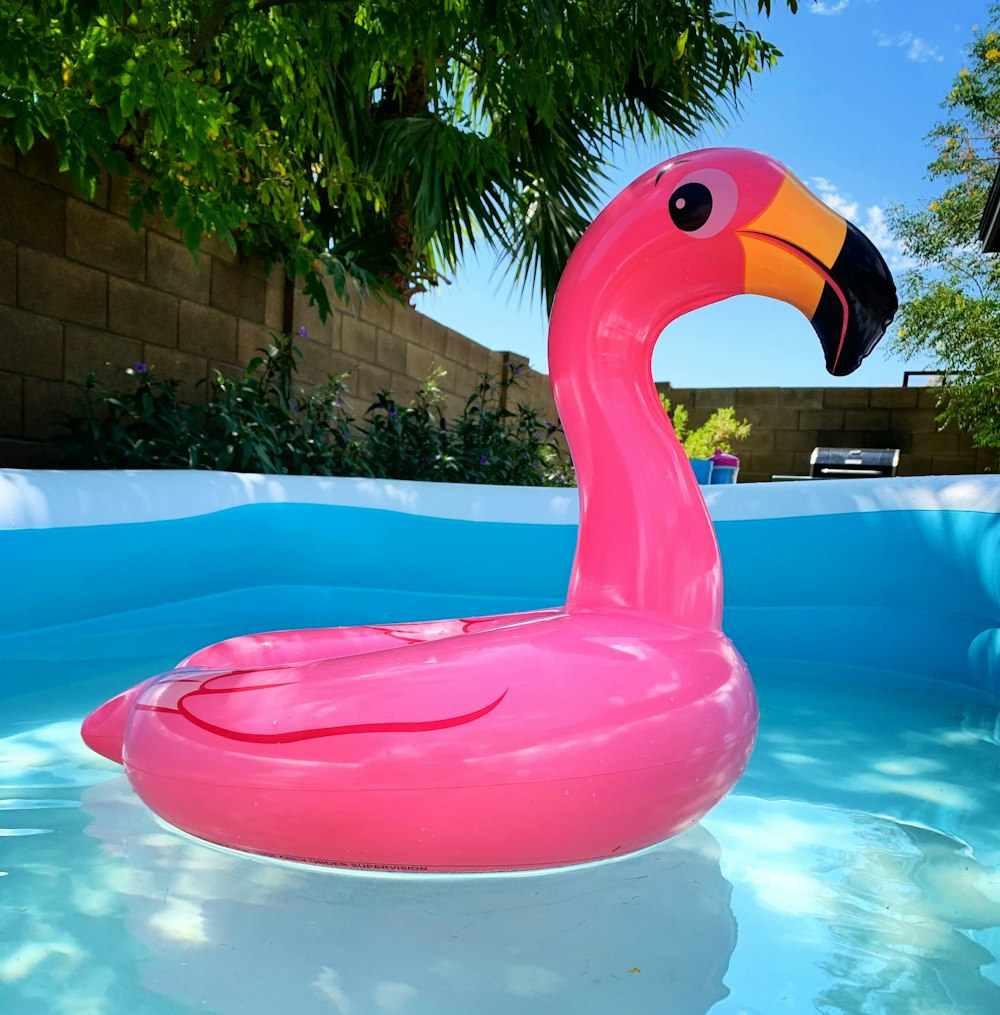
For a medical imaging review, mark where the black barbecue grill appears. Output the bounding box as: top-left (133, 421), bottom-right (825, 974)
top-left (809, 447), bottom-right (900, 479)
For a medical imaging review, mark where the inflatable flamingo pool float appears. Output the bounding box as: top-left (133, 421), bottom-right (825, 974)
top-left (83, 149), bottom-right (897, 872)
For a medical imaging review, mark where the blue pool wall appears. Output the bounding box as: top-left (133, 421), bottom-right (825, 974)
top-left (2, 470), bottom-right (999, 703)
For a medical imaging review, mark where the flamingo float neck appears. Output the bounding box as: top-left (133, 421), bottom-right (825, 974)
top-left (548, 200), bottom-right (738, 629)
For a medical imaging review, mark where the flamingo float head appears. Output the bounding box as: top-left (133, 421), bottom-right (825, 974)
top-left (548, 148), bottom-right (898, 623)
top-left (550, 147), bottom-right (897, 377)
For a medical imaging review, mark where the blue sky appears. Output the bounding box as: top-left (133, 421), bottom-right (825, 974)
top-left (413, 0), bottom-right (988, 389)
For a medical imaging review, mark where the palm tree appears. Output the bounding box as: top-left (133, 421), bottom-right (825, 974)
top-left (1, 1), bottom-right (797, 313)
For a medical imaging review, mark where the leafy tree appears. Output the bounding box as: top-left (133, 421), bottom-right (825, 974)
top-left (1, 1), bottom-right (799, 317)
top-left (887, 4), bottom-right (1000, 454)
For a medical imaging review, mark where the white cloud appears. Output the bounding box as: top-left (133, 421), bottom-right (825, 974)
top-left (810, 0), bottom-right (850, 14)
top-left (874, 30), bottom-right (944, 62)
top-left (809, 177), bottom-right (915, 272)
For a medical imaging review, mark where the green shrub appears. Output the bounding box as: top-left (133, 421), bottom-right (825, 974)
top-left (57, 333), bottom-right (574, 487)
top-left (659, 395), bottom-right (751, 460)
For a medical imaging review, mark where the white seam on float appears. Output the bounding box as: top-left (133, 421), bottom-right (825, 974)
top-left (2, 469), bottom-right (999, 530)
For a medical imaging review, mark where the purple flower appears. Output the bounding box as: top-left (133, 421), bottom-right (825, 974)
top-left (133, 361), bottom-right (148, 374)
top-left (298, 325), bottom-right (308, 339)
top-left (387, 407), bottom-right (397, 420)
top-left (479, 454), bottom-right (487, 465)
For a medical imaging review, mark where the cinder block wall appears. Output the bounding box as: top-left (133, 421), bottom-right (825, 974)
top-left (0, 142), bottom-right (989, 480)
top-left (0, 143), bottom-right (557, 466)
top-left (659, 383), bottom-right (991, 483)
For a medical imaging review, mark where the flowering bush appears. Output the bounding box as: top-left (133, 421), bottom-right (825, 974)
top-left (57, 333), bottom-right (574, 487)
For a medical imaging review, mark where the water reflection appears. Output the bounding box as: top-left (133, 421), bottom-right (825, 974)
top-left (814, 817), bottom-right (1000, 1015)
top-left (76, 776), bottom-right (737, 1015)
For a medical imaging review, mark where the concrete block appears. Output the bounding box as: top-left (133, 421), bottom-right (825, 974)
top-left (23, 376), bottom-right (77, 439)
top-left (211, 258), bottom-right (267, 321)
top-left (898, 454), bottom-right (934, 477)
top-left (0, 372), bottom-right (22, 436)
top-left (442, 393), bottom-right (467, 422)
top-left (916, 387), bottom-right (946, 409)
top-left (392, 303), bottom-right (423, 343)
top-left (236, 319), bottom-right (275, 367)
top-left (355, 361), bottom-right (392, 403)
top-left (405, 342), bottom-right (441, 384)
top-left (976, 448), bottom-right (998, 472)
top-left (798, 409), bottom-right (844, 430)
top-left (389, 371), bottom-right (419, 398)
top-left (909, 430), bottom-right (960, 455)
top-left (329, 350), bottom-right (360, 383)
top-left (108, 277), bottom-right (179, 346)
top-left (264, 277), bottom-right (286, 331)
top-left (19, 247), bottom-right (107, 327)
top-left (109, 174), bottom-right (137, 220)
top-left (376, 329), bottom-right (408, 373)
top-left (141, 344), bottom-right (208, 402)
top-left (179, 301), bottom-right (238, 363)
top-left (295, 341), bottom-right (335, 387)
top-left (466, 341), bottom-right (491, 374)
top-left (0, 436), bottom-right (59, 467)
top-left (199, 231), bottom-right (238, 264)
top-left (843, 409), bottom-right (891, 431)
top-left (358, 294), bottom-right (394, 330)
top-left (0, 239), bottom-right (15, 306)
top-left (739, 429), bottom-right (776, 452)
top-left (16, 143), bottom-right (77, 192)
top-left (64, 325), bottom-right (143, 383)
top-left (341, 315), bottom-right (377, 361)
top-left (693, 387), bottom-right (737, 409)
top-left (147, 233), bottom-right (210, 303)
top-left (956, 428), bottom-right (977, 452)
top-left (745, 450), bottom-right (795, 477)
top-left (0, 168), bottom-right (66, 253)
top-left (453, 362), bottom-right (480, 398)
top-left (930, 454), bottom-right (973, 475)
top-left (292, 287), bottom-right (336, 347)
top-left (868, 387), bottom-right (919, 409)
top-left (774, 429), bottom-right (819, 453)
top-left (734, 388), bottom-right (780, 408)
top-left (888, 409), bottom-right (939, 434)
top-left (823, 387), bottom-right (870, 408)
top-left (0, 304), bottom-right (64, 379)
top-left (742, 407), bottom-right (792, 430)
top-left (420, 317), bottom-right (449, 356)
top-left (444, 328), bottom-right (471, 366)
top-left (777, 387), bottom-right (824, 409)
top-left (816, 430), bottom-right (868, 449)
top-left (791, 451), bottom-right (814, 475)
top-left (66, 200), bottom-right (145, 280)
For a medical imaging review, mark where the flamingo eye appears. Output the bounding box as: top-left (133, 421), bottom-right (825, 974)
top-left (667, 169), bottom-right (739, 239)
top-left (669, 183), bottom-right (712, 232)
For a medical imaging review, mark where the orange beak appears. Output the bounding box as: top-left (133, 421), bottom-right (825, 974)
top-left (738, 173), bottom-right (897, 375)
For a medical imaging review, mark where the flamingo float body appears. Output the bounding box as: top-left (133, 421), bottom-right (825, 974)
top-left (82, 149), bottom-right (896, 872)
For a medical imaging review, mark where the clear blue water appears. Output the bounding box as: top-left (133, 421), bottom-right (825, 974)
top-left (3, 623), bottom-right (1000, 1014)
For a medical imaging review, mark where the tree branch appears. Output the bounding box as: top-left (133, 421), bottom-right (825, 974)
top-left (187, 1), bottom-right (238, 65)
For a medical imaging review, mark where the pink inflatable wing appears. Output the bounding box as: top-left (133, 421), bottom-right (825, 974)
top-left (82, 148), bottom-right (896, 872)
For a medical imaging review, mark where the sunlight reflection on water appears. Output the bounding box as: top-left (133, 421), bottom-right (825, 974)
top-left (2, 651), bottom-right (1000, 1014)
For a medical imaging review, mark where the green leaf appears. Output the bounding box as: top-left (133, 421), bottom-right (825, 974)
top-left (13, 117), bottom-right (33, 154)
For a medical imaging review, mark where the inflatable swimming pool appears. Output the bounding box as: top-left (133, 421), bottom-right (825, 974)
top-left (2, 468), bottom-right (1000, 1013)
top-left (3, 469), bottom-right (998, 701)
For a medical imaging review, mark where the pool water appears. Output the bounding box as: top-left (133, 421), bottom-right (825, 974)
top-left (2, 626), bottom-right (1000, 1015)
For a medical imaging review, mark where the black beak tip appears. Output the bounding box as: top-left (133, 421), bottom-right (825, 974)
top-left (816, 222), bottom-right (899, 378)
